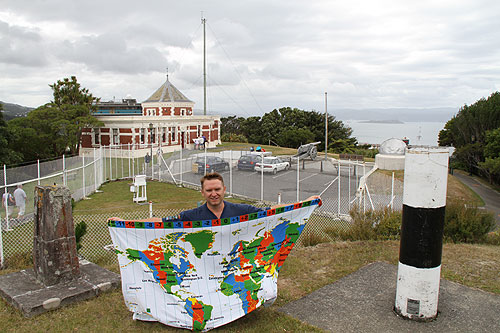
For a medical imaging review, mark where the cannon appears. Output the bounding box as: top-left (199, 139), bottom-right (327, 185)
top-left (293, 141), bottom-right (321, 160)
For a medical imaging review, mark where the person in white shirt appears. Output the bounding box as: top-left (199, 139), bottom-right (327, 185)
top-left (2, 190), bottom-right (15, 220)
top-left (13, 184), bottom-right (27, 219)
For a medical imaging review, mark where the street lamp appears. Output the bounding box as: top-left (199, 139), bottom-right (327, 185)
top-left (149, 122), bottom-right (153, 156)
top-left (149, 123), bottom-right (153, 178)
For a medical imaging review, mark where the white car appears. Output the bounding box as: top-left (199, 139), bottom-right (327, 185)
top-left (254, 157), bottom-right (290, 174)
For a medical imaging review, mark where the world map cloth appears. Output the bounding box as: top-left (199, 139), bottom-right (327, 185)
top-left (108, 198), bottom-right (321, 331)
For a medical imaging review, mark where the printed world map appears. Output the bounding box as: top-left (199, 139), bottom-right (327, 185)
top-left (108, 199), bottom-right (320, 331)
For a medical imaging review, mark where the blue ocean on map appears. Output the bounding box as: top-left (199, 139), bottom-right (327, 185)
top-left (345, 120), bottom-right (446, 146)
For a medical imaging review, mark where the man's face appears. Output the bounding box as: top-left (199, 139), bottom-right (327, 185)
top-left (201, 179), bottom-right (226, 207)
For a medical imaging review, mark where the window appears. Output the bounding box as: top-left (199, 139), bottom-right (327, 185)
top-left (141, 128), bottom-right (145, 144)
top-left (162, 127), bottom-right (166, 143)
top-left (181, 108), bottom-right (186, 116)
top-left (113, 129), bottom-right (119, 145)
top-left (94, 128), bottom-right (100, 145)
top-left (171, 127), bottom-right (177, 142)
top-left (151, 127), bottom-right (155, 143)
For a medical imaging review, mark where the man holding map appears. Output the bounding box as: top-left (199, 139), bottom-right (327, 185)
top-left (179, 172), bottom-right (320, 221)
top-left (108, 171), bottom-right (322, 330)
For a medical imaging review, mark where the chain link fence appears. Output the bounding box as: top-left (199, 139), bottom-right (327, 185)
top-left (1, 144), bottom-right (403, 267)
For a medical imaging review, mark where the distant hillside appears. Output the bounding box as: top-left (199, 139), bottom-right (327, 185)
top-left (0, 101), bottom-right (33, 120)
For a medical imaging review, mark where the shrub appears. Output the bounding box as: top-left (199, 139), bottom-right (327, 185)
top-left (444, 201), bottom-right (496, 243)
top-left (326, 207), bottom-right (401, 241)
top-left (485, 231), bottom-right (500, 245)
top-left (75, 221), bottom-right (88, 251)
top-left (325, 202), bottom-right (495, 244)
top-left (221, 133), bottom-right (248, 143)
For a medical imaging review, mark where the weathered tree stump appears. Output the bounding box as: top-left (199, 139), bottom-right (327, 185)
top-left (33, 185), bottom-right (80, 286)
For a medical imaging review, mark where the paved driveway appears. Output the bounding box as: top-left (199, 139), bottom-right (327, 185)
top-left (453, 170), bottom-right (500, 229)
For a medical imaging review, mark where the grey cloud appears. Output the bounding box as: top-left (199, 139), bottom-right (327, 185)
top-left (54, 33), bottom-right (168, 74)
top-left (0, 20), bottom-right (47, 66)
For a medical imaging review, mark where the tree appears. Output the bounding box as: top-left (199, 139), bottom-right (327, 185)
top-left (479, 128), bottom-right (500, 183)
top-left (6, 76), bottom-right (103, 163)
top-left (219, 107), bottom-right (355, 151)
top-left (439, 92), bottom-right (500, 179)
top-left (49, 76), bottom-right (102, 154)
top-left (8, 104), bottom-right (73, 161)
top-left (0, 103), bottom-right (22, 165)
top-left (220, 116), bottom-right (246, 136)
top-left (276, 127), bottom-right (315, 148)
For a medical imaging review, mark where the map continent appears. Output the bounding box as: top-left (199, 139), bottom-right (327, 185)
top-left (108, 199), bottom-right (320, 331)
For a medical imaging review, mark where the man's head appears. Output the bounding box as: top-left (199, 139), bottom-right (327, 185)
top-left (17, 184), bottom-right (22, 189)
top-left (200, 172), bottom-right (226, 208)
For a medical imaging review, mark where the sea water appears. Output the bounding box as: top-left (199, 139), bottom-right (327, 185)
top-left (344, 120), bottom-right (446, 146)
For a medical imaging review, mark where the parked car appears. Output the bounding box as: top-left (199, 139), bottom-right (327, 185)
top-left (237, 154), bottom-right (262, 171)
top-left (195, 156), bottom-right (229, 174)
top-left (254, 157), bottom-right (290, 174)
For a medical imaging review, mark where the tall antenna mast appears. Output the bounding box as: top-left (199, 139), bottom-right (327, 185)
top-left (202, 15), bottom-right (207, 116)
top-left (325, 92), bottom-right (328, 159)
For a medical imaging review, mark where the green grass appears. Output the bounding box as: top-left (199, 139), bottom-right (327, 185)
top-left (0, 178), bottom-right (498, 331)
top-left (1, 240), bottom-right (497, 332)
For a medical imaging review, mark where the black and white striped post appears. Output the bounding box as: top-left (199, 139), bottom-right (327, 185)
top-left (395, 147), bottom-right (449, 320)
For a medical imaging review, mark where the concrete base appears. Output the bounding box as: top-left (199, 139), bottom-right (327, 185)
top-left (0, 259), bottom-right (120, 317)
top-left (375, 154), bottom-right (405, 170)
top-left (279, 262), bottom-right (500, 332)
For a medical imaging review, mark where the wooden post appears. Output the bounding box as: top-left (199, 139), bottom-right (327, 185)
top-left (33, 185), bottom-right (80, 286)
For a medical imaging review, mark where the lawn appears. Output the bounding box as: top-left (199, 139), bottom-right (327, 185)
top-left (0, 176), bottom-right (498, 332)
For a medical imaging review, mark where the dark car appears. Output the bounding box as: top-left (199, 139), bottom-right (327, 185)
top-left (195, 156), bottom-right (229, 174)
top-left (237, 154), bottom-right (262, 171)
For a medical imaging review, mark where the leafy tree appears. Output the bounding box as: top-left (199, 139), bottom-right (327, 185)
top-left (241, 116), bottom-right (262, 144)
top-left (276, 127), bottom-right (315, 148)
top-left (0, 103), bottom-right (22, 165)
top-left (479, 128), bottom-right (500, 183)
top-left (220, 107), bottom-right (355, 151)
top-left (439, 92), bottom-right (500, 179)
top-left (49, 76), bottom-right (102, 154)
top-left (220, 116), bottom-right (246, 136)
top-left (6, 77), bottom-right (103, 163)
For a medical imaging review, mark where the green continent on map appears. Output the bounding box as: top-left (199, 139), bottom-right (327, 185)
top-left (185, 297), bottom-right (213, 331)
top-left (183, 230), bottom-right (216, 258)
top-left (123, 230), bottom-right (217, 296)
top-left (219, 220), bottom-right (305, 314)
top-left (122, 230), bottom-right (218, 326)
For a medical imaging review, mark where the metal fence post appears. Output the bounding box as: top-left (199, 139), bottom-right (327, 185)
top-left (0, 165), bottom-right (4, 267)
top-left (296, 157), bottom-right (300, 202)
top-left (109, 145), bottom-right (112, 181)
top-left (260, 154), bottom-right (264, 201)
top-left (128, 143), bottom-right (131, 179)
top-left (93, 148), bottom-right (97, 193)
top-left (229, 150), bottom-right (233, 196)
top-left (3, 164), bottom-right (9, 232)
top-left (37, 159), bottom-right (41, 185)
top-left (82, 154), bottom-right (86, 198)
top-left (180, 147), bottom-right (183, 185)
top-left (63, 154), bottom-right (66, 186)
top-left (121, 145), bottom-right (124, 179)
top-left (338, 160), bottom-right (341, 215)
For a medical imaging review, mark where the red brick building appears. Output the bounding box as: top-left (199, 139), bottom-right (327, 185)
top-left (80, 79), bottom-right (220, 157)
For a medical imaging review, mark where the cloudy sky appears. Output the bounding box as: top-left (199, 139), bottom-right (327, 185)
top-left (1, 0), bottom-right (499, 119)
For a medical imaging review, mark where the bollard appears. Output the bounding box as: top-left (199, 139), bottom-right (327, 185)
top-left (395, 147), bottom-right (449, 320)
top-left (33, 185), bottom-right (80, 286)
